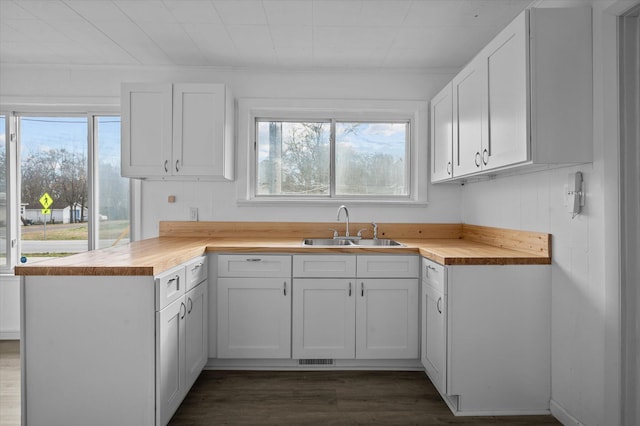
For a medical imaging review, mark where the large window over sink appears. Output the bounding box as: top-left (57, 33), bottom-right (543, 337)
top-left (256, 119), bottom-right (409, 198)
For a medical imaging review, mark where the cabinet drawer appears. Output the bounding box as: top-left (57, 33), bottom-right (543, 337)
top-left (293, 255), bottom-right (356, 277)
top-left (185, 256), bottom-right (207, 291)
top-left (218, 255), bottom-right (291, 277)
top-left (422, 258), bottom-right (446, 294)
top-left (156, 264), bottom-right (187, 311)
top-left (357, 255), bottom-right (419, 278)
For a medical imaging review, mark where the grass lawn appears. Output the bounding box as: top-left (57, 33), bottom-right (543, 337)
top-left (21, 220), bottom-right (129, 241)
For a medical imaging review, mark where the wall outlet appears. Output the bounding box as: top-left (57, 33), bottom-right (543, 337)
top-left (189, 207), bottom-right (198, 221)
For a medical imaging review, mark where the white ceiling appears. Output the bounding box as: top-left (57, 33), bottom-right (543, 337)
top-left (0, 0), bottom-right (536, 70)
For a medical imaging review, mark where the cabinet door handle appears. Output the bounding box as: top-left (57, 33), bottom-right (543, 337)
top-left (348, 282), bottom-right (352, 297)
top-left (175, 160), bottom-right (180, 172)
top-left (164, 160), bottom-right (169, 173)
top-left (245, 258), bottom-right (262, 262)
top-left (187, 297), bottom-right (193, 314)
top-left (474, 152), bottom-right (481, 167)
top-left (191, 263), bottom-right (202, 272)
top-left (167, 274), bottom-right (180, 290)
top-left (180, 302), bottom-right (186, 319)
top-left (482, 148), bottom-right (489, 165)
top-left (283, 281), bottom-right (287, 296)
top-left (446, 161), bottom-right (452, 175)
top-left (361, 282), bottom-right (364, 297)
top-left (436, 297), bottom-right (443, 314)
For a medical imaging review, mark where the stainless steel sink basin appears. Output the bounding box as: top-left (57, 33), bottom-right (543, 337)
top-left (352, 239), bottom-right (404, 246)
top-left (302, 238), bottom-right (355, 246)
top-left (302, 238), bottom-right (403, 247)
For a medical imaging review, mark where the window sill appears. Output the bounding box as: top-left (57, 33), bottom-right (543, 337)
top-left (237, 198), bottom-right (428, 207)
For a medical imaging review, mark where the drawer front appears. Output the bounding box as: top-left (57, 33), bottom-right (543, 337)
top-left (293, 255), bottom-right (356, 278)
top-left (185, 256), bottom-right (208, 291)
top-left (357, 255), bottom-right (419, 278)
top-left (422, 258), bottom-right (446, 294)
top-left (156, 264), bottom-right (187, 311)
top-left (218, 255), bottom-right (291, 277)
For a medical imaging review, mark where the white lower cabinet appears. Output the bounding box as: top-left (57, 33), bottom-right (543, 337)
top-left (421, 260), bottom-right (447, 394)
top-left (420, 257), bottom-right (551, 415)
top-left (217, 255), bottom-right (292, 358)
top-left (292, 255), bottom-right (419, 360)
top-left (156, 258), bottom-right (208, 426)
top-left (292, 278), bottom-right (356, 359)
top-left (356, 278), bottom-right (418, 359)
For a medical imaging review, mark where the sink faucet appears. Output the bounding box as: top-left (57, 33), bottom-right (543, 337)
top-left (336, 205), bottom-right (350, 238)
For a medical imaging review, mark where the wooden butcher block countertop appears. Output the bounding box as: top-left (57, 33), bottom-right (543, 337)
top-left (15, 222), bottom-right (551, 276)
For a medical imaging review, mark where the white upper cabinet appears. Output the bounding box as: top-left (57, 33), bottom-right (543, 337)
top-left (122, 83), bottom-right (234, 180)
top-left (432, 7), bottom-right (592, 182)
top-left (430, 82), bottom-right (454, 182)
top-left (451, 55), bottom-right (488, 177)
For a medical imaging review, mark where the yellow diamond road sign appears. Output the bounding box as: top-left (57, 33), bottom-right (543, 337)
top-left (41, 208), bottom-right (50, 215)
top-left (39, 192), bottom-right (53, 209)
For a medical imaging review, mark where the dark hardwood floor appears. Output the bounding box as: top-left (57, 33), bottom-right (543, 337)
top-left (0, 341), bottom-right (560, 425)
top-left (169, 370), bottom-right (561, 426)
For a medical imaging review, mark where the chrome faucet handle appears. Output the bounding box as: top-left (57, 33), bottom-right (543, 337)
top-left (328, 228), bottom-right (339, 238)
top-left (356, 228), bottom-right (368, 238)
top-left (371, 222), bottom-right (378, 239)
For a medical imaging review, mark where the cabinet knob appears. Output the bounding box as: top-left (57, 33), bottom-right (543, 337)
top-left (446, 161), bottom-right (452, 175)
top-left (164, 160), bottom-right (169, 173)
top-left (180, 302), bottom-right (186, 319)
top-left (175, 160), bottom-right (180, 172)
top-left (361, 282), bottom-right (365, 297)
top-left (348, 282), bottom-right (352, 297)
top-left (474, 152), bottom-right (481, 167)
top-left (187, 297), bottom-right (193, 314)
top-left (482, 149), bottom-right (489, 165)
top-left (283, 281), bottom-right (287, 296)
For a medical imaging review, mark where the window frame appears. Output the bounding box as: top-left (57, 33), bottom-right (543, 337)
top-left (238, 98), bottom-right (428, 205)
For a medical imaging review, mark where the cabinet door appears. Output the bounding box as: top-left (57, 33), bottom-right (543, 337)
top-left (185, 282), bottom-right (208, 390)
top-left (452, 56), bottom-right (487, 177)
top-left (173, 83), bottom-right (229, 178)
top-left (156, 296), bottom-right (186, 426)
top-left (217, 277), bottom-right (291, 358)
top-left (484, 12), bottom-right (528, 170)
top-left (292, 278), bottom-right (356, 359)
top-left (422, 283), bottom-right (447, 394)
top-left (121, 83), bottom-right (173, 178)
top-left (430, 82), bottom-right (454, 182)
top-left (356, 279), bottom-right (418, 359)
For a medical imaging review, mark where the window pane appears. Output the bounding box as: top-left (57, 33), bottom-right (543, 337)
top-left (19, 116), bottom-right (88, 264)
top-left (335, 122), bottom-right (408, 196)
top-left (0, 115), bottom-right (7, 268)
top-left (256, 121), bottom-right (330, 196)
top-left (96, 116), bottom-right (129, 249)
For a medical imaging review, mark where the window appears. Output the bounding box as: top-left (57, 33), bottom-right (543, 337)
top-left (240, 98), bottom-right (426, 204)
top-left (95, 116), bottom-right (129, 249)
top-left (0, 112), bottom-right (130, 271)
top-left (256, 120), bottom-right (409, 198)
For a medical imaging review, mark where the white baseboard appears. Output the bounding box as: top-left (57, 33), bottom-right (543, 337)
top-left (0, 332), bottom-right (20, 340)
top-left (550, 399), bottom-right (583, 425)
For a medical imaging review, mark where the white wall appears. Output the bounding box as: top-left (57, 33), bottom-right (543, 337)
top-left (0, 65), bottom-right (462, 239)
top-left (460, 2), bottom-right (624, 425)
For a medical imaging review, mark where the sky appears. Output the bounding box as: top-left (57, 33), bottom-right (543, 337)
top-left (18, 116), bottom-right (121, 167)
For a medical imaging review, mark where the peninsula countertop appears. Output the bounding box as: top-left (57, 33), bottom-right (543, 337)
top-left (14, 222), bottom-right (551, 276)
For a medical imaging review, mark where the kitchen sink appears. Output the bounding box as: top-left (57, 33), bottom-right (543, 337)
top-left (302, 238), bottom-right (404, 247)
top-left (351, 238), bottom-right (404, 246)
top-left (302, 238), bottom-right (355, 246)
